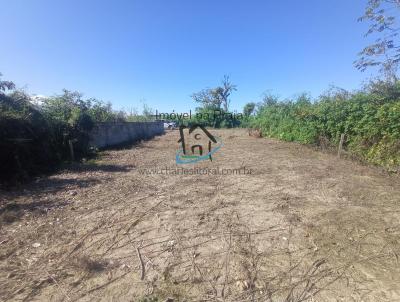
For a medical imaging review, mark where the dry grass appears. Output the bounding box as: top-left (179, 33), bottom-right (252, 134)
top-left (0, 129), bottom-right (399, 301)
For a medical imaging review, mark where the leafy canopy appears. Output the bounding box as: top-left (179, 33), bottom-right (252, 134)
top-left (355, 0), bottom-right (400, 78)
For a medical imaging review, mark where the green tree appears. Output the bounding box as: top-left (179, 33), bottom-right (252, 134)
top-left (191, 75), bottom-right (237, 111)
top-left (42, 90), bottom-right (122, 125)
top-left (243, 102), bottom-right (256, 116)
top-left (256, 92), bottom-right (279, 113)
top-left (0, 72), bottom-right (15, 93)
top-left (355, 0), bottom-right (400, 78)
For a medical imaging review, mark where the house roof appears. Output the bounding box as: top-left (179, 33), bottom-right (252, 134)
top-left (178, 124), bottom-right (217, 143)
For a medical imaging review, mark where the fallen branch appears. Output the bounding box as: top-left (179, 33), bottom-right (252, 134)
top-left (136, 245), bottom-right (145, 280)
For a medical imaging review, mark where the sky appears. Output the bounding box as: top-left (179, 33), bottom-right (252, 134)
top-left (0, 0), bottom-right (377, 113)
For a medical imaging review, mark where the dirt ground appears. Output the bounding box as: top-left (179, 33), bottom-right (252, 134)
top-left (1, 129), bottom-right (400, 302)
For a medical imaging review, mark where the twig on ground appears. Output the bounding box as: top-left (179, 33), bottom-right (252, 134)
top-left (136, 244), bottom-right (145, 280)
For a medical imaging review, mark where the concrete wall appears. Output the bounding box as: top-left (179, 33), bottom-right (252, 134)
top-left (89, 121), bottom-right (164, 149)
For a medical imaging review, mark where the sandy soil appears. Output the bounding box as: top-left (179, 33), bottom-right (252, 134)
top-left (1, 129), bottom-right (400, 302)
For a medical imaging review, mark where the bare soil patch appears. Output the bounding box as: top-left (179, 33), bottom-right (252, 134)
top-left (1, 129), bottom-right (400, 301)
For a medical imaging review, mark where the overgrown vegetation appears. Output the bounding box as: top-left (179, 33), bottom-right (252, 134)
top-left (241, 0), bottom-right (400, 171)
top-left (3, 69), bottom-right (400, 186)
top-left (246, 80), bottom-right (400, 170)
top-left (0, 75), bottom-right (127, 185)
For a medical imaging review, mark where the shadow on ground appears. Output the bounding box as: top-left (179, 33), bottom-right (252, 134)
top-left (64, 163), bottom-right (135, 173)
top-left (0, 176), bottom-right (102, 224)
top-left (0, 198), bottom-right (72, 224)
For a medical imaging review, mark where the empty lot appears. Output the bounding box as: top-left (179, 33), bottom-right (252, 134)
top-left (1, 129), bottom-right (400, 301)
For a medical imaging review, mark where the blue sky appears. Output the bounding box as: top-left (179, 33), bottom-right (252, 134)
top-left (1, 0), bottom-right (376, 113)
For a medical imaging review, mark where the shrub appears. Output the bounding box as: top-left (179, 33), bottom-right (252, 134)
top-left (0, 92), bottom-right (60, 184)
top-left (252, 81), bottom-right (400, 170)
top-left (0, 86), bottom-right (126, 185)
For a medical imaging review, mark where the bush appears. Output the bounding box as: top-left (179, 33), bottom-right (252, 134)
top-left (251, 81), bottom-right (400, 170)
top-left (0, 92), bottom-right (60, 184)
top-left (0, 86), bottom-right (126, 185)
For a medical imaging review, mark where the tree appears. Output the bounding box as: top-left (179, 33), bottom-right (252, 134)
top-left (243, 102), bottom-right (256, 116)
top-left (256, 92), bottom-right (279, 113)
top-left (0, 73), bottom-right (15, 93)
top-left (142, 103), bottom-right (154, 118)
top-left (355, 0), bottom-right (400, 78)
top-left (191, 75), bottom-right (237, 111)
